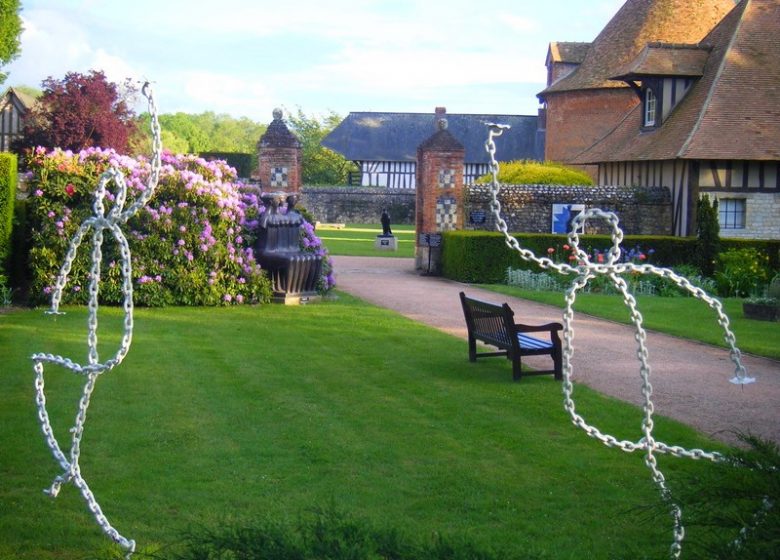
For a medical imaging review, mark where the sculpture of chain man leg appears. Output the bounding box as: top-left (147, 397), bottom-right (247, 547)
top-left (484, 123), bottom-right (755, 559)
top-left (31, 82), bottom-right (163, 559)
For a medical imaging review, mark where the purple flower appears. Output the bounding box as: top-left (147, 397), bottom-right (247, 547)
top-left (223, 294), bottom-right (232, 302)
top-left (177, 239), bottom-right (185, 246)
top-left (35, 189), bottom-right (43, 197)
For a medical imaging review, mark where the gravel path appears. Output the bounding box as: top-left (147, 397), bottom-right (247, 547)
top-left (332, 256), bottom-right (780, 447)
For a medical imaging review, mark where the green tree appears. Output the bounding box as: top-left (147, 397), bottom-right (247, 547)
top-left (286, 108), bottom-right (357, 185)
top-left (0, 0), bottom-right (22, 86)
top-left (133, 111), bottom-right (266, 156)
top-left (696, 195), bottom-right (720, 277)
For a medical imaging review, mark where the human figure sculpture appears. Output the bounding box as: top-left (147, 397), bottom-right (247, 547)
top-left (380, 209), bottom-right (393, 236)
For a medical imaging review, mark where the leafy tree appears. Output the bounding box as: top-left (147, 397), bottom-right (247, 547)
top-left (0, 0), bottom-right (22, 86)
top-left (286, 108), bottom-right (357, 185)
top-left (15, 71), bottom-right (137, 153)
top-left (133, 111), bottom-right (267, 156)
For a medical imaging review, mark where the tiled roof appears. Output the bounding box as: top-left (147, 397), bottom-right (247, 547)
top-left (548, 42), bottom-right (590, 64)
top-left (322, 111), bottom-right (543, 164)
top-left (539, 0), bottom-right (735, 97)
top-left (611, 43), bottom-right (711, 78)
top-left (575, 0), bottom-right (780, 163)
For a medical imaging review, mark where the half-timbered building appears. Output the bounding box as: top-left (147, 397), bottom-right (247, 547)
top-left (0, 87), bottom-right (37, 152)
top-left (574, 0), bottom-right (779, 239)
top-left (322, 107), bottom-right (543, 189)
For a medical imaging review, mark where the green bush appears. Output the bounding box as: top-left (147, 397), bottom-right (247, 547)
top-left (475, 160), bottom-right (594, 186)
top-left (24, 147), bottom-right (272, 306)
top-left (199, 151), bottom-right (254, 178)
top-left (442, 230), bottom-right (780, 286)
top-left (0, 152), bottom-right (17, 274)
top-left (714, 248), bottom-right (772, 298)
top-left (696, 196), bottom-right (720, 277)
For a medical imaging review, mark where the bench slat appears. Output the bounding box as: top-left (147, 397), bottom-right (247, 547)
top-left (517, 334), bottom-right (553, 351)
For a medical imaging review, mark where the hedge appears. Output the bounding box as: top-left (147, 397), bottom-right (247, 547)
top-left (441, 230), bottom-right (780, 284)
top-left (0, 152), bottom-right (17, 274)
top-left (198, 151), bottom-right (254, 178)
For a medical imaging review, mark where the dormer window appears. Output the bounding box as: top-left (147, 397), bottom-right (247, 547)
top-left (644, 88), bottom-right (657, 127)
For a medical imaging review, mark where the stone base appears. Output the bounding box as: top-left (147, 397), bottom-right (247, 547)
top-left (272, 292), bottom-right (322, 305)
top-left (375, 235), bottom-right (398, 251)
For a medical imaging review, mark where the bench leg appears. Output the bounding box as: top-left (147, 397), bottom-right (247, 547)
top-left (511, 353), bottom-right (522, 381)
top-left (468, 336), bottom-right (477, 362)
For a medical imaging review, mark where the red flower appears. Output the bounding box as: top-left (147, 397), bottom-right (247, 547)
top-left (639, 253), bottom-right (647, 261)
top-left (563, 244), bottom-right (570, 250)
top-left (65, 184), bottom-right (75, 196)
top-left (597, 253), bottom-right (604, 263)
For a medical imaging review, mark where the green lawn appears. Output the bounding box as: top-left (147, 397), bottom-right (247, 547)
top-left (479, 284), bottom-right (780, 360)
top-left (0, 296), bottom-right (736, 559)
top-left (319, 223), bottom-right (415, 257)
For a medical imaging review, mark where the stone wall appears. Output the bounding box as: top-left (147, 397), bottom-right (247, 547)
top-left (465, 184), bottom-right (673, 235)
top-left (710, 191), bottom-right (780, 240)
top-left (299, 187), bottom-right (416, 224)
top-left (299, 184), bottom-right (674, 235)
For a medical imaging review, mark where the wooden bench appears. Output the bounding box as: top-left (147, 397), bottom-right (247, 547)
top-left (459, 292), bottom-right (563, 381)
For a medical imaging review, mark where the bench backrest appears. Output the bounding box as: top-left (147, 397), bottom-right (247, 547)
top-left (459, 292), bottom-right (515, 348)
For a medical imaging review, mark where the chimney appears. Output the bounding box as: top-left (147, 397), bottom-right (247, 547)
top-left (435, 106), bottom-right (446, 120)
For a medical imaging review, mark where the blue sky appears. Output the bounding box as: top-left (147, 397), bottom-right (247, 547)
top-left (4, 0), bottom-right (624, 120)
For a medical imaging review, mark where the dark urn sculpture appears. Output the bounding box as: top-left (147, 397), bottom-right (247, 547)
top-left (255, 193), bottom-right (322, 304)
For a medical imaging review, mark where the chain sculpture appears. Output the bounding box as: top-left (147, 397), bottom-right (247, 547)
top-left (484, 123), bottom-right (755, 559)
top-left (31, 82), bottom-right (162, 558)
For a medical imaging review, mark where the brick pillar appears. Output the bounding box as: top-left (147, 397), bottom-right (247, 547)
top-left (253, 108), bottom-right (302, 193)
top-left (415, 118), bottom-right (465, 274)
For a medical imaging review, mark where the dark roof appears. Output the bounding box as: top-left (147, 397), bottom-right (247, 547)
top-left (611, 43), bottom-right (711, 79)
top-left (576, 0), bottom-right (780, 163)
top-left (539, 0), bottom-right (734, 97)
top-left (547, 42), bottom-right (591, 64)
top-left (259, 112), bottom-right (301, 148)
top-left (322, 111), bottom-right (542, 164)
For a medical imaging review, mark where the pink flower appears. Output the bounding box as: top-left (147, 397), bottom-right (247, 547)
top-left (236, 294), bottom-right (244, 304)
top-left (639, 253), bottom-right (647, 261)
top-left (177, 239), bottom-right (185, 246)
top-left (35, 189), bottom-right (43, 197)
top-left (597, 253), bottom-right (604, 264)
top-left (547, 247), bottom-right (555, 254)
top-left (563, 244), bottom-right (570, 250)
top-left (224, 294), bottom-right (232, 302)
top-left (65, 184), bottom-right (75, 196)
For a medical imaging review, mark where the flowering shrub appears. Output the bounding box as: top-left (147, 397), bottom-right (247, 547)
top-left (25, 147), bottom-right (278, 306)
top-left (715, 247), bottom-right (772, 298)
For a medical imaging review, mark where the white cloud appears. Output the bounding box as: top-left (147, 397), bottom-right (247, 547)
top-left (6, 9), bottom-right (142, 86)
top-left (163, 70), bottom-right (276, 119)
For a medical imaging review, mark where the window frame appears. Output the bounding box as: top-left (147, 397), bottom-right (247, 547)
top-left (644, 87), bottom-right (657, 127)
top-left (718, 198), bottom-right (746, 230)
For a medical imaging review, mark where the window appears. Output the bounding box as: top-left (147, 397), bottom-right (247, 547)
top-left (644, 88), bottom-right (656, 127)
top-left (718, 198), bottom-right (746, 229)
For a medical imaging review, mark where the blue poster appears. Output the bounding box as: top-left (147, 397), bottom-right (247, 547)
top-left (551, 204), bottom-right (585, 234)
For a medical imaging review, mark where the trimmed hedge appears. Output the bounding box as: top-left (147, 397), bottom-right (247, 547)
top-left (198, 151), bottom-right (254, 178)
top-left (0, 153), bottom-right (17, 274)
top-left (441, 230), bottom-right (780, 284)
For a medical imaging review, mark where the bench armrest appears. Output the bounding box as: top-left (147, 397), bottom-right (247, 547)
top-left (513, 322), bottom-right (563, 333)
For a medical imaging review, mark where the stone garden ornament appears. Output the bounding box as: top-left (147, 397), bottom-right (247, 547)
top-left (32, 82), bottom-right (162, 558)
top-left (485, 122), bottom-right (757, 559)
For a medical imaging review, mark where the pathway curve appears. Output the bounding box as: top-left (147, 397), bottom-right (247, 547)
top-left (332, 256), bottom-right (780, 446)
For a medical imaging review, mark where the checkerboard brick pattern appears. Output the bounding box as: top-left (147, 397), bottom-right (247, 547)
top-left (270, 167), bottom-right (289, 188)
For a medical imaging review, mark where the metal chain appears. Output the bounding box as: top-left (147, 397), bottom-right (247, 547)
top-left (484, 123), bottom-right (755, 559)
top-left (31, 82), bottom-right (162, 559)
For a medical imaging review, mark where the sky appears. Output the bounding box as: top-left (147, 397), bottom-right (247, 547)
top-left (3, 0), bottom-right (625, 121)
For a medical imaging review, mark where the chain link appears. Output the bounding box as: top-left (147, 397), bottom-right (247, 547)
top-left (484, 123), bottom-right (755, 559)
top-left (31, 82), bottom-right (162, 559)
